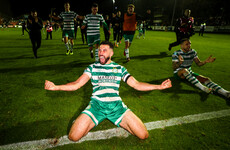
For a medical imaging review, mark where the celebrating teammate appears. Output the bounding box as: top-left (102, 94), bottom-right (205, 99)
top-left (122, 4), bottom-right (142, 62)
top-left (50, 2), bottom-right (82, 55)
top-left (45, 41), bottom-right (172, 141)
top-left (81, 3), bottom-right (110, 61)
top-left (172, 38), bottom-right (230, 99)
top-left (168, 9), bottom-right (195, 51)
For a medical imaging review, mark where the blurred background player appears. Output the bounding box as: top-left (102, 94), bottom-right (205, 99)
top-left (20, 19), bottom-right (28, 36)
top-left (45, 20), bottom-right (53, 40)
top-left (172, 38), bottom-right (230, 99)
top-left (122, 4), bottom-right (142, 62)
top-left (112, 11), bottom-right (122, 47)
top-left (137, 21), bottom-right (143, 39)
top-left (117, 11), bottom-right (123, 45)
top-left (144, 9), bottom-right (153, 30)
top-left (27, 10), bottom-right (43, 59)
top-left (168, 9), bottom-right (195, 51)
top-left (142, 20), bottom-right (146, 39)
top-left (74, 19), bottom-right (80, 40)
top-left (50, 2), bottom-right (82, 55)
top-left (79, 17), bottom-right (87, 45)
top-left (199, 23), bottom-right (206, 36)
top-left (103, 15), bottom-right (111, 41)
top-left (81, 3), bottom-right (110, 61)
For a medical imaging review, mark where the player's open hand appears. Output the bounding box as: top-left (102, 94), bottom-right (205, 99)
top-left (205, 55), bottom-right (216, 63)
top-left (160, 79), bottom-right (172, 89)
top-left (45, 80), bottom-right (56, 91)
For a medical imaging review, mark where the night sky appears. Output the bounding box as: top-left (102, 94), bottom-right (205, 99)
top-left (1, 0), bottom-right (230, 23)
top-left (1, 0), bottom-right (137, 19)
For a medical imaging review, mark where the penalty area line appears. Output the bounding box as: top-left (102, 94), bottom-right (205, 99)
top-left (1, 109), bottom-right (230, 150)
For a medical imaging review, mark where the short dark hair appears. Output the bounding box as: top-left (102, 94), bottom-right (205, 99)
top-left (92, 3), bottom-right (98, 8)
top-left (100, 41), bottom-right (114, 50)
top-left (180, 38), bottom-right (190, 44)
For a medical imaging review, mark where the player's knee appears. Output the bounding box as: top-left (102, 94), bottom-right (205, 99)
top-left (138, 130), bottom-right (149, 140)
top-left (178, 69), bottom-right (188, 79)
top-left (68, 132), bottom-right (81, 142)
top-left (203, 77), bottom-right (211, 83)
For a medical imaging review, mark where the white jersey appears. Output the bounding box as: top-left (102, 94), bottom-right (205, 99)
top-left (172, 49), bottom-right (198, 73)
top-left (59, 11), bottom-right (78, 31)
top-left (83, 13), bottom-right (106, 36)
top-left (84, 62), bottom-right (131, 102)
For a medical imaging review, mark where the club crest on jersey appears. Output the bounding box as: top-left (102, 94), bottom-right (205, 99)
top-left (112, 67), bottom-right (118, 73)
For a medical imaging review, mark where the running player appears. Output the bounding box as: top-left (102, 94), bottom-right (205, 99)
top-left (122, 4), bottom-right (142, 62)
top-left (81, 3), bottom-right (110, 61)
top-left (168, 9), bottom-right (195, 51)
top-left (172, 38), bottom-right (230, 99)
top-left (50, 2), bottom-right (82, 55)
top-left (45, 41), bottom-right (172, 141)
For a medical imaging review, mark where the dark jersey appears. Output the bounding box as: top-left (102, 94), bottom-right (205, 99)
top-left (175, 16), bottom-right (194, 34)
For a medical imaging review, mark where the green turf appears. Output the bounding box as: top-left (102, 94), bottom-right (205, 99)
top-left (0, 28), bottom-right (230, 149)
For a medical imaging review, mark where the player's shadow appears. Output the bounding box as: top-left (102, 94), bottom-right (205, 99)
top-left (0, 61), bottom-right (90, 74)
top-left (131, 77), bottom-right (209, 102)
top-left (130, 52), bottom-right (171, 60)
top-left (0, 54), bottom-right (66, 61)
top-left (66, 83), bottom-right (92, 135)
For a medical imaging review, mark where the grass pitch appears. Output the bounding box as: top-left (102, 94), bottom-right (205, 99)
top-left (0, 28), bottom-right (230, 149)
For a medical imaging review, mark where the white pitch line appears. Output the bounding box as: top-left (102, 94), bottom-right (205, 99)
top-left (1, 109), bottom-right (230, 150)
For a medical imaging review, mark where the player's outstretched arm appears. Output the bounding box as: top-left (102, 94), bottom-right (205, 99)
top-left (126, 76), bottom-right (172, 91)
top-left (45, 74), bottom-right (90, 91)
top-left (194, 55), bottom-right (216, 67)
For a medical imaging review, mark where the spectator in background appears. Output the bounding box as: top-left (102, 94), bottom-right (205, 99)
top-left (27, 10), bottom-right (43, 59)
top-left (168, 9), bottom-right (195, 51)
top-left (45, 20), bottom-right (53, 40)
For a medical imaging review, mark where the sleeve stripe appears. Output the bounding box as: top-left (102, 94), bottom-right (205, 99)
top-left (124, 75), bottom-right (131, 83)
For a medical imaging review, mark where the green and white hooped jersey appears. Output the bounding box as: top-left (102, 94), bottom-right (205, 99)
top-left (172, 49), bottom-right (198, 73)
top-left (83, 13), bottom-right (106, 36)
top-left (84, 62), bottom-right (131, 102)
top-left (59, 11), bottom-right (78, 31)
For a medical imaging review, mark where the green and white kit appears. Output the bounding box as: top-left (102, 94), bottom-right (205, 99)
top-left (82, 62), bottom-right (131, 127)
